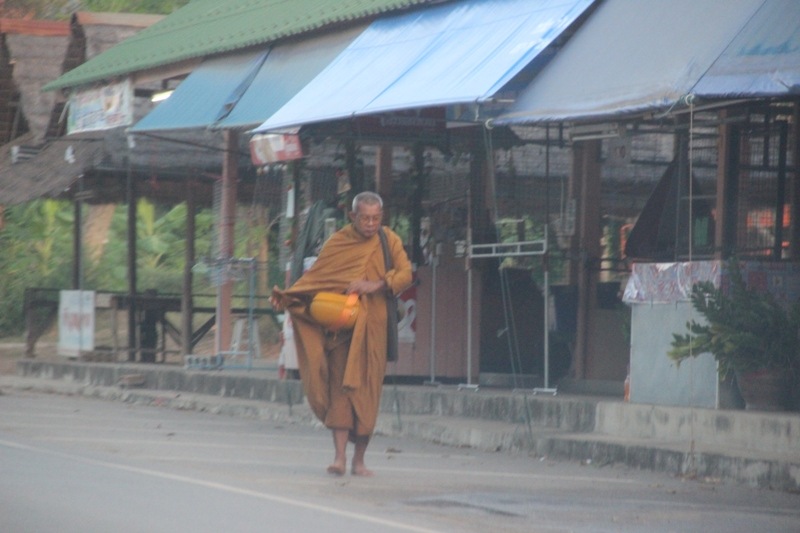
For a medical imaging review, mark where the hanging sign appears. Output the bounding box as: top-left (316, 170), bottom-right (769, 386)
top-left (67, 79), bottom-right (133, 134)
top-left (249, 133), bottom-right (303, 165)
top-left (354, 108), bottom-right (446, 140)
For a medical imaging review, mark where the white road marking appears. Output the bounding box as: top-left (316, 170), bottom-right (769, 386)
top-left (0, 437), bottom-right (443, 533)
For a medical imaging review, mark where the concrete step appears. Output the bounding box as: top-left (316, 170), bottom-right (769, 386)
top-left (537, 433), bottom-right (800, 492)
top-left (594, 401), bottom-right (800, 456)
top-left (14, 360), bottom-right (800, 453)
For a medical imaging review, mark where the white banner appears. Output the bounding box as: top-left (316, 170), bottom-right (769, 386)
top-left (58, 290), bottom-right (95, 357)
top-left (67, 79), bottom-right (133, 134)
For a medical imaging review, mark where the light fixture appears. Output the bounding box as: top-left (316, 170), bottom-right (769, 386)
top-left (569, 122), bottom-right (623, 142)
top-left (150, 89), bottom-right (173, 103)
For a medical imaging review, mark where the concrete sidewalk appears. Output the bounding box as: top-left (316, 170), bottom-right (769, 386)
top-left (3, 359), bottom-right (799, 492)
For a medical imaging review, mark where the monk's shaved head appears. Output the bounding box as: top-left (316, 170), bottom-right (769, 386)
top-left (351, 191), bottom-right (383, 213)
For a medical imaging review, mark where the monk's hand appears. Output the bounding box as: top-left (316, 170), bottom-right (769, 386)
top-left (347, 279), bottom-right (386, 295)
top-left (270, 285), bottom-right (286, 312)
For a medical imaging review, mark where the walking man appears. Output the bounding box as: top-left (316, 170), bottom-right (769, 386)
top-left (271, 191), bottom-right (412, 476)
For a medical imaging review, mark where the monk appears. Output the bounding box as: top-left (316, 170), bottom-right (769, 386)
top-left (271, 191), bottom-right (412, 476)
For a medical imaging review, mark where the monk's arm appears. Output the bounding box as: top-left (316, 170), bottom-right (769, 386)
top-left (270, 285), bottom-right (310, 312)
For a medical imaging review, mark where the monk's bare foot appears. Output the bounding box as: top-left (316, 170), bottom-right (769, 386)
top-left (327, 459), bottom-right (346, 476)
top-left (351, 464), bottom-right (374, 477)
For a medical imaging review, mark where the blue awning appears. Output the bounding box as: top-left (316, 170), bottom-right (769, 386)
top-left (254, 0), bottom-right (594, 132)
top-left (693, 0), bottom-right (800, 98)
top-left (130, 49), bottom-right (266, 132)
top-left (494, 0), bottom-right (767, 125)
top-left (130, 27), bottom-right (363, 132)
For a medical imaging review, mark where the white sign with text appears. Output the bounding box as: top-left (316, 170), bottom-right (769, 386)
top-left (58, 290), bottom-right (95, 357)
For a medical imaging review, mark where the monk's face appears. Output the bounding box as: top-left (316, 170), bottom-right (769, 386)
top-left (350, 202), bottom-right (383, 239)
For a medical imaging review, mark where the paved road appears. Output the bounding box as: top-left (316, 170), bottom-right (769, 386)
top-left (1, 389), bottom-right (798, 533)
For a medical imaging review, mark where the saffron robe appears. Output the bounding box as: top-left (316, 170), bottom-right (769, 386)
top-left (279, 224), bottom-right (412, 436)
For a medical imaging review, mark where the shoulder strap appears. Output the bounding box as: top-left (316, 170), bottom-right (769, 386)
top-left (378, 227), bottom-right (393, 271)
top-left (378, 227), bottom-right (399, 362)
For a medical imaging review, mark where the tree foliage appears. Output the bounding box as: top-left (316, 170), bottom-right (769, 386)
top-left (0, 200), bottom-right (74, 334)
top-left (81, 0), bottom-right (189, 14)
top-left (0, 199), bottom-right (218, 336)
top-left (86, 199), bottom-right (216, 295)
top-left (0, 195), bottom-right (282, 338)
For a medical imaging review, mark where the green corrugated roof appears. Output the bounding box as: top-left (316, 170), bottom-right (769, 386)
top-left (45, 0), bottom-right (434, 91)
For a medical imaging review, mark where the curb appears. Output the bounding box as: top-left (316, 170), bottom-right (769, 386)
top-left (3, 373), bottom-right (799, 492)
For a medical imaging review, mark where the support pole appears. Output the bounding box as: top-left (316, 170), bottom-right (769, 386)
top-left (466, 257), bottom-right (473, 386)
top-left (375, 145), bottom-right (393, 221)
top-left (792, 106), bottom-right (800, 259)
top-left (460, 182), bottom-right (478, 391)
top-left (411, 143), bottom-right (426, 265)
top-left (126, 163), bottom-right (137, 362)
top-left (426, 244), bottom-right (439, 386)
top-left (460, 139), bottom-right (487, 391)
top-left (72, 197), bottom-right (82, 290)
top-left (715, 111), bottom-right (731, 260)
top-left (544, 259), bottom-right (551, 387)
top-left (181, 176), bottom-right (196, 356)
top-left (572, 139), bottom-right (601, 380)
top-left (216, 130), bottom-right (238, 357)
top-left (534, 226), bottom-right (556, 395)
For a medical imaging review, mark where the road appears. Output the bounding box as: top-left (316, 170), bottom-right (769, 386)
top-left (1, 389), bottom-right (798, 533)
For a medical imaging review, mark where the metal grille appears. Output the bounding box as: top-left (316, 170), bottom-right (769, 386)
top-left (735, 117), bottom-right (791, 259)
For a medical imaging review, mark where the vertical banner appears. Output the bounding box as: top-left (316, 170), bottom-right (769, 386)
top-left (58, 290), bottom-right (95, 357)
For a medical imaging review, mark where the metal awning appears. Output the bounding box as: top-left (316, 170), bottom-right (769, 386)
top-left (494, 0), bottom-right (767, 125)
top-left (44, 0), bottom-right (430, 92)
top-left (130, 26), bottom-right (363, 132)
top-left (254, 0), bottom-right (594, 132)
top-left (693, 0), bottom-right (800, 98)
top-left (129, 49), bottom-right (266, 132)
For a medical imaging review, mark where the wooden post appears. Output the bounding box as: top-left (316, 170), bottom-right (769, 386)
top-left (215, 130), bottom-right (238, 355)
top-left (715, 111), bottom-right (730, 260)
top-left (181, 176), bottom-right (196, 356)
top-left (773, 121), bottom-right (789, 259)
top-left (72, 199), bottom-right (82, 289)
top-left (126, 165), bottom-right (137, 362)
top-left (411, 143), bottom-right (425, 264)
top-left (375, 145), bottom-right (393, 221)
top-left (256, 204), bottom-right (270, 298)
top-left (572, 139), bottom-right (601, 380)
top-left (791, 105), bottom-right (800, 259)
top-left (345, 139), bottom-right (362, 195)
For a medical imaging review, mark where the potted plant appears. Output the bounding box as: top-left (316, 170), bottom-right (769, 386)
top-left (669, 261), bottom-right (798, 411)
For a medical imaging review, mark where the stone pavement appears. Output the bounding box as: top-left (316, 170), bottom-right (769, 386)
top-left (2, 359), bottom-right (799, 493)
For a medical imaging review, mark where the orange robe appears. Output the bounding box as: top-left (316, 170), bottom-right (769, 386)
top-left (280, 224), bottom-right (412, 436)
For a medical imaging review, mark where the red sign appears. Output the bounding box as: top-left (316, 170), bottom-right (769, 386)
top-left (250, 133), bottom-right (303, 165)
